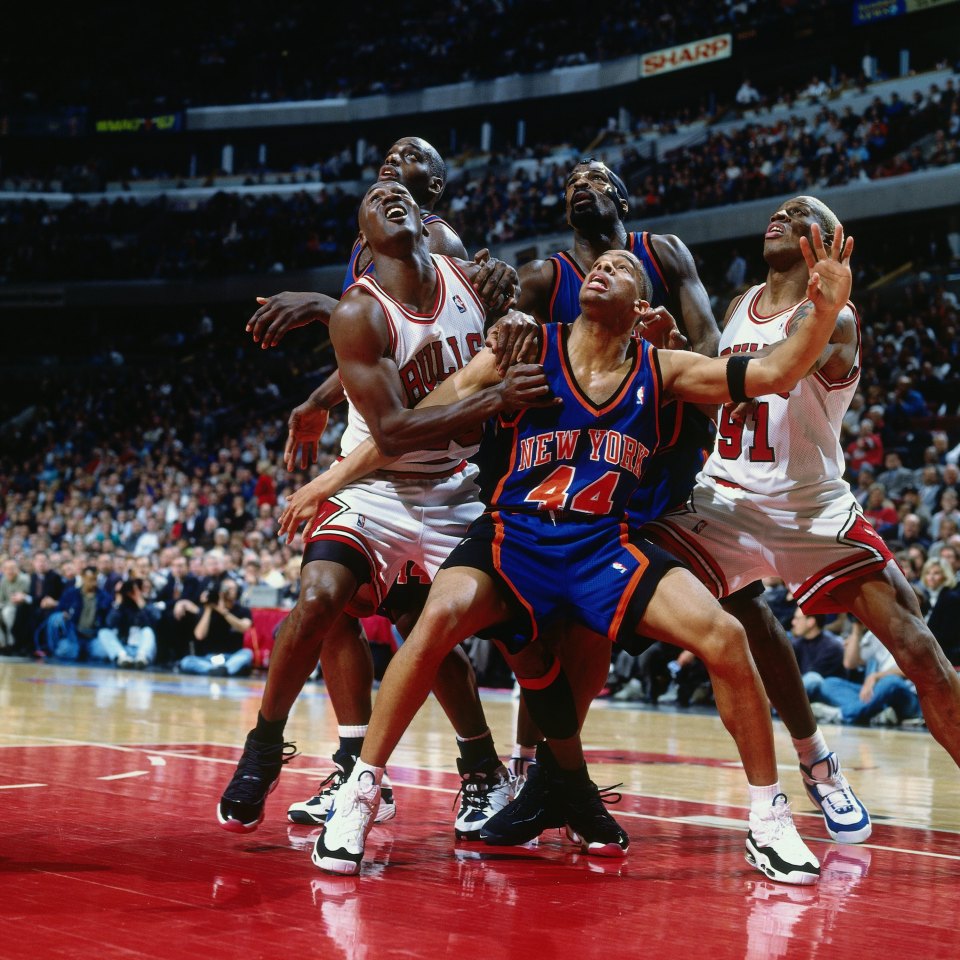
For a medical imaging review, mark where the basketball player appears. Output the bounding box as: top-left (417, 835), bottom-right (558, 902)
top-left (515, 165), bottom-right (870, 847)
top-left (217, 179), bottom-right (548, 836)
top-left (314, 225), bottom-right (854, 881)
top-left (242, 137), bottom-right (526, 836)
top-left (505, 157), bottom-right (719, 781)
top-left (646, 195), bottom-right (960, 776)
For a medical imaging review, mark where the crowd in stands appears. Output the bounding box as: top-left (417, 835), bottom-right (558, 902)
top-left (2, 71), bottom-right (957, 284)
top-left (8, 1), bottom-right (848, 114)
top-left (2, 258), bottom-right (959, 703)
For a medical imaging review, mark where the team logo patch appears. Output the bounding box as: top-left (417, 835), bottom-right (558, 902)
top-left (452, 294), bottom-right (467, 313)
top-left (612, 562), bottom-right (628, 574)
top-left (636, 386), bottom-right (645, 404)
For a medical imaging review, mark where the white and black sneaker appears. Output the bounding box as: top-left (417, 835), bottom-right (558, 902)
top-left (288, 750), bottom-right (397, 826)
top-left (746, 793), bottom-right (820, 885)
top-left (454, 758), bottom-right (514, 840)
top-left (312, 770), bottom-right (380, 875)
top-left (507, 755), bottom-right (535, 797)
top-left (800, 752), bottom-right (871, 844)
top-left (217, 734), bottom-right (298, 833)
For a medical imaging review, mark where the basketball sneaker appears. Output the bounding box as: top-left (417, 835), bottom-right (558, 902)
top-left (217, 733), bottom-right (298, 833)
top-left (312, 770), bottom-right (380, 875)
top-left (507, 755), bottom-right (535, 796)
top-left (287, 750), bottom-right (397, 826)
top-left (558, 778), bottom-right (629, 858)
top-left (745, 793), bottom-right (820, 885)
top-left (481, 760), bottom-right (564, 846)
top-left (799, 752), bottom-right (871, 844)
top-left (453, 758), bottom-right (514, 839)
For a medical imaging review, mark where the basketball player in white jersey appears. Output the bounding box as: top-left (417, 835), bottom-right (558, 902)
top-left (217, 179), bottom-right (551, 835)
top-left (646, 196), bottom-right (960, 799)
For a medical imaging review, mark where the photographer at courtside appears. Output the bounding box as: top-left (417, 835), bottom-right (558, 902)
top-left (177, 579), bottom-right (254, 677)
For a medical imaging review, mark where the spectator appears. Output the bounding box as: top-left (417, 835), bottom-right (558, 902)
top-left (807, 623), bottom-right (922, 727)
top-left (27, 552), bottom-right (64, 644)
top-left (922, 558), bottom-right (960, 664)
top-left (177, 579), bottom-right (253, 676)
top-left (735, 79), bottom-right (763, 109)
top-left (156, 554), bottom-right (203, 662)
top-left (96, 578), bottom-right (158, 668)
top-left (862, 484), bottom-right (899, 537)
top-left (40, 565), bottom-right (112, 661)
top-left (790, 609), bottom-right (846, 701)
top-left (931, 488), bottom-right (960, 542)
top-left (0, 559), bottom-right (31, 654)
top-left (846, 418), bottom-right (884, 473)
top-left (876, 452), bottom-right (916, 501)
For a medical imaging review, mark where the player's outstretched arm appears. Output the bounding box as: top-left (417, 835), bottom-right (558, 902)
top-left (662, 223), bottom-right (853, 405)
top-left (247, 291), bottom-right (340, 349)
top-left (276, 347), bottom-right (544, 542)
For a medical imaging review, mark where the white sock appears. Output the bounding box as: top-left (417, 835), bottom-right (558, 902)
top-left (338, 724), bottom-right (368, 739)
top-left (748, 781), bottom-right (781, 814)
top-left (353, 759), bottom-right (384, 785)
top-left (512, 743), bottom-right (537, 761)
top-left (792, 729), bottom-right (829, 769)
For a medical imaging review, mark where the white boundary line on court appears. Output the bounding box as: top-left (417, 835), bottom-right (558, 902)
top-left (3, 734), bottom-right (959, 860)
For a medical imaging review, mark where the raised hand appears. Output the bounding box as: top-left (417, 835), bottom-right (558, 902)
top-left (636, 305), bottom-right (688, 350)
top-left (472, 249), bottom-right (520, 315)
top-left (284, 400), bottom-right (329, 472)
top-left (246, 292), bottom-right (333, 349)
top-left (799, 222), bottom-right (854, 315)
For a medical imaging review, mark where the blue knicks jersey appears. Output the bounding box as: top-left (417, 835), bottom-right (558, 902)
top-left (483, 324), bottom-right (663, 519)
top-left (342, 213), bottom-right (450, 295)
top-left (546, 232), bottom-right (669, 324)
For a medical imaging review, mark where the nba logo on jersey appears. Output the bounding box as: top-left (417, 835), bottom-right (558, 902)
top-left (452, 294), bottom-right (467, 313)
top-left (636, 386), bottom-right (645, 405)
top-left (611, 562), bottom-right (627, 574)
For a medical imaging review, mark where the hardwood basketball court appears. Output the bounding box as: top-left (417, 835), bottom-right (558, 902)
top-left (1, 660), bottom-right (956, 959)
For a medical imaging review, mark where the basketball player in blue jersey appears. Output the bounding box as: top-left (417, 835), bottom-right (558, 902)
top-left (218, 179), bottom-right (543, 838)
top-left (513, 163), bottom-right (872, 847)
top-left (315, 227), bottom-right (855, 881)
top-left (504, 158), bottom-right (719, 779)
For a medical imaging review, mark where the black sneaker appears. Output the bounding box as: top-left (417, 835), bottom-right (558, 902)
top-left (217, 733), bottom-right (297, 833)
top-left (556, 776), bottom-right (630, 858)
top-left (479, 760), bottom-right (562, 846)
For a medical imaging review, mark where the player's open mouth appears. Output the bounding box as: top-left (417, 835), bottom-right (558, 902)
top-left (765, 223), bottom-right (786, 238)
top-left (572, 189), bottom-right (595, 208)
top-left (585, 274), bottom-right (608, 291)
top-left (379, 165), bottom-right (400, 180)
top-left (385, 203), bottom-right (407, 222)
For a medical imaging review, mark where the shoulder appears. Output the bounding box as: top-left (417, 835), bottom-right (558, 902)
top-left (329, 286), bottom-right (390, 353)
top-left (424, 218), bottom-right (467, 258)
top-left (647, 233), bottom-right (697, 276)
top-left (518, 257), bottom-right (557, 289)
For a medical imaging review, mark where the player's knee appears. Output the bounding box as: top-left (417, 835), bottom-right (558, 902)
top-left (291, 568), bottom-right (351, 634)
top-left (889, 620), bottom-right (950, 685)
top-left (698, 613), bottom-right (750, 674)
top-left (415, 596), bottom-right (470, 646)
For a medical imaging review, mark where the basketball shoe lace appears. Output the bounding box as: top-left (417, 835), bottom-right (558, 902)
top-left (228, 740), bottom-right (298, 803)
top-left (327, 771), bottom-right (380, 854)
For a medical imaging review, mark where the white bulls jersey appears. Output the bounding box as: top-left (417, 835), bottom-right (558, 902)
top-left (339, 254), bottom-right (486, 477)
top-left (705, 284), bottom-right (859, 505)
